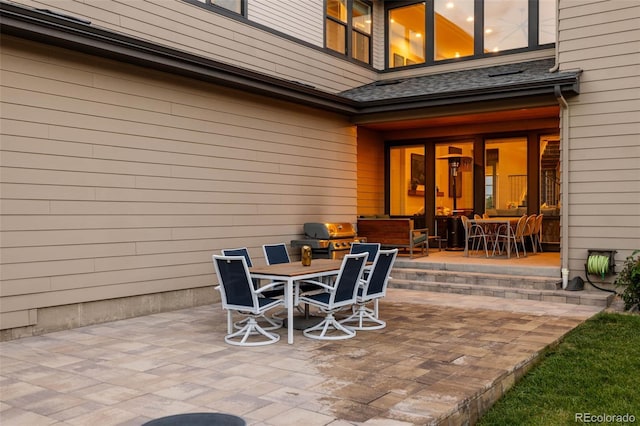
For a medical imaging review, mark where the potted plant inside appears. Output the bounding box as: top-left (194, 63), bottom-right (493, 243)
top-left (614, 249), bottom-right (640, 312)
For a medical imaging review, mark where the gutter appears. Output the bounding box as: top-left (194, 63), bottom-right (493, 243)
top-left (555, 85), bottom-right (570, 288)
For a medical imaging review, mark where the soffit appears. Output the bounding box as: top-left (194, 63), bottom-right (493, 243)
top-left (359, 105), bottom-right (560, 131)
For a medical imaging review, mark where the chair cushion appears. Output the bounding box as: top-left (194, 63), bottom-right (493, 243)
top-left (413, 234), bottom-right (427, 244)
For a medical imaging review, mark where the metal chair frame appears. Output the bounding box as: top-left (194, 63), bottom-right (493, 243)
top-left (212, 255), bottom-right (285, 346)
top-left (298, 252), bottom-right (369, 340)
top-left (339, 248), bottom-right (398, 330)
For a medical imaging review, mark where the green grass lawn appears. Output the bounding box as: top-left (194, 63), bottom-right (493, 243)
top-left (478, 312), bottom-right (640, 426)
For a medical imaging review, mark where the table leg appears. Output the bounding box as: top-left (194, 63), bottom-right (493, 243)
top-left (464, 230), bottom-right (469, 257)
top-left (507, 224), bottom-right (511, 259)
top-left (287, 279), bottom-right (294, 344)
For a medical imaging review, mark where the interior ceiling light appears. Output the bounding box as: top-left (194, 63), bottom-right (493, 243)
top-left (446, 1), bottom-right (454, 8)
top-left (485, 28), bottom-right (493, 34)
top-left (466, 16), bottom-right (474, 22)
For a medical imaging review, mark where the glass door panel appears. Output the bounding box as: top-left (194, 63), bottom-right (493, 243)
top-left (389, 145), bottom-right (425, 216)
top-left (435, 141), bottom-right (474, 216)
top-left (540, 134), bottom-right (560, 247)
top-left (484, 137), bottom-right (528, 216)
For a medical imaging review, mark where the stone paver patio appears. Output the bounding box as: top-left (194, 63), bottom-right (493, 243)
top-left (0, 289), bottom-right (603, 425)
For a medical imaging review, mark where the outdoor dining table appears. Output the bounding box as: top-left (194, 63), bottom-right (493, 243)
top-left (249, 259), bottom-right (343, 344)
top-left (465, 217), bottom-right (520, 259)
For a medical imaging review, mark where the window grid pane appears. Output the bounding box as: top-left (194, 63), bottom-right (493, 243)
top-left (352, 31), bottom-right (370, 63)
top-left (484, 0), bottom-right (529, 53)
top-left (326, 19), bottom-right (347, 54)
top-left (389, 3), bottom-right (426, 68)
top-left (539, 0), bottom-right (557, 45)
top-left (352, 0), bottom-right (372, 35)
top-left (211, 0), bottom-right (241, 14)
top-left (327, 0), bottom-right (348, 23)
top-left (434, 0), bottom-right (474, 60)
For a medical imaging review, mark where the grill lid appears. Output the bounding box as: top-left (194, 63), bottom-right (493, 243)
top-left (303, 222), bottom-right (356, 240)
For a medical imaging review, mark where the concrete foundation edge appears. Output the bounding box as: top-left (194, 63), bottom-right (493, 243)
top-left (0, 287), bottom-right (219, 342)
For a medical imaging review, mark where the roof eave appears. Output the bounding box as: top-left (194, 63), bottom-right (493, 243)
top-left (354, 78), bottom-right (580, 115)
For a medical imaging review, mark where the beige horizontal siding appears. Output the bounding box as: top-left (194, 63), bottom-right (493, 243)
top-left (249, 0), bottom-right (323, 47)
top-left (559, 0), bottom-right (640, 274)
top-left (10, 0), bottom-right (376, 92)
top-left (0, 37), bottom-right (357, 329)
top-left (356, 129), bottom-right (385, 216)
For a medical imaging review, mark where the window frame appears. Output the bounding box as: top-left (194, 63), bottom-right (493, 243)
top-left (183, 0), bottom-right (247, 18)
top-left (324, 0), bottom-right (373, 65)
top-left (385, 0), bottom-right (555, 70)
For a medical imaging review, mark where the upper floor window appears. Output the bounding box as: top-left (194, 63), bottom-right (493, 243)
top-left (326, 0), bottom-right (373, 64)
top-left (188, 0), bottom-right (245, 16)
top-left (387, 0), bottom-right (556, 69)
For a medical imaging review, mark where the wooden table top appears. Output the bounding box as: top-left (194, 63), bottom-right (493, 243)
top-left (249, 259), bottom-right (343, 277)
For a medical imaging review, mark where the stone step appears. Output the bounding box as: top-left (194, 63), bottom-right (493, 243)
top-left (391, 267), bottom-right (560, 290)
top-left (393, 259), bottom-right (560, 278)
top-left (389, 278), bottom-right (615, 307)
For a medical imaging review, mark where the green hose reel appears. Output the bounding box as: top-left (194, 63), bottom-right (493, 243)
top-left (586, 250), bottom-right (616, 279)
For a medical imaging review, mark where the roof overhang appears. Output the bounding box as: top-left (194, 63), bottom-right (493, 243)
top-left (1, 2), bottom-right (581, 121)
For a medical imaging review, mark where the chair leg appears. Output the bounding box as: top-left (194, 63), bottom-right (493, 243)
top-left (303, 312), bottom-right (356, 340)
top-left (234, 314), bottom-right (282, 331)
top-left (340, 303), bottom-right (386, 330)
top-left (225, 316), bottom-right (280, 346)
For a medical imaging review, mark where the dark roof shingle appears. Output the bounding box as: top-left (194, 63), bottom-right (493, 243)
top-left (340, 58), bottom-right (581, 104)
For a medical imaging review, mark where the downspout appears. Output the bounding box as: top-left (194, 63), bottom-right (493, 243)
top-left (549, 0), bottom-right (561, 72)
top-left (555, 85), bottom-right (570, 288)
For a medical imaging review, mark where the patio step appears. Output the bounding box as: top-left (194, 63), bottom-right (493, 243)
top-left (389, 264), bottom-right (615, 307)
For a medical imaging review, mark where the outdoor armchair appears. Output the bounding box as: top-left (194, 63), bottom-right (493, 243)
top-left (298, 252), bottom-right (369, 340)
top-left (212, 255), bottom-right (285, 346)
top-left (340, 248), bottom-right (398, 330)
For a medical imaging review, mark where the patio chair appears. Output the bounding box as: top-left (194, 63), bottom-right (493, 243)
top-left (298, 252), bottom-right (369, 340)
top-left (349, 242), bottom-right (381, 260)
top-left (263, 243), bottom-right (291, 265)
top-left (212, 254), bottom-right (285, 346)
top-left (221, 247), bottom-right (283, 330)
top-left (350, 242), bottom-right (381, 280)
top-left (493, 215), bottom-right (528, 258)
top-left (532, 213), bottom-right (544, 253)
top-left (339, 248), bottom-right (398, 330)
top-left (461, 215), bottom-right (490, 257)
top-left (523, 214), bottom-right (537, 253)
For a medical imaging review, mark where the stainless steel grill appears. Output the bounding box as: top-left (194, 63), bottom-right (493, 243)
top-left (291, 222), bottom-right (365, 259)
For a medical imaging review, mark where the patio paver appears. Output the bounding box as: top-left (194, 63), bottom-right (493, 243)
top-left (0, 289), bottom-right (603, 425)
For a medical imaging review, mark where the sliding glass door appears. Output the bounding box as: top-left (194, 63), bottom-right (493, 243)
top-left (389, 144), bottom-right (425, 216)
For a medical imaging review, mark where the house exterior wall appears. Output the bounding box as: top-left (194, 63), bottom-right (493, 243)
top-left (6, 0), bottom-right (376, 92)
top-left (1, 0), bottom-right (639, 338)
top-left (356, 128), bottom-right (385, 216)
top-left (248, 0), bottom-right (324, 47)
top-left (0, 36), bottom-right (358, 337)
top-left (557, 0), bottom-right (640, 275)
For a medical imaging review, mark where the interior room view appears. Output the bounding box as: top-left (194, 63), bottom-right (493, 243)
top-left (384, 132), bottom-right (560, 252)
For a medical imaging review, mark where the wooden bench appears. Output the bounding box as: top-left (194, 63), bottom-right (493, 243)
top-left (357, 218), bottom-right (430, 258)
